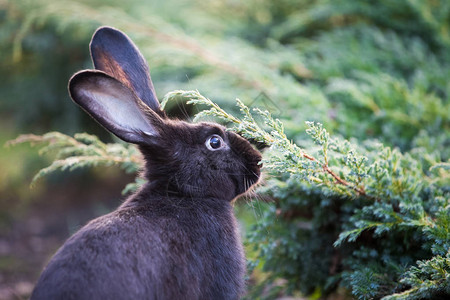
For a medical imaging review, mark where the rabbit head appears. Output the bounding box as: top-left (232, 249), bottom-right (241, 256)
top-left (69, 26), bottom-right (261, 201)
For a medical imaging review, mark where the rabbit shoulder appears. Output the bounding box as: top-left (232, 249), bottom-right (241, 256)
top-left (31, 195), bottom-right (245, 300)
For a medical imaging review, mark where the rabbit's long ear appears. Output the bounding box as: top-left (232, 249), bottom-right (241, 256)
top-left (89, 26), bottom-right (163, 116)
top-left (69, 70), bottom-right (162, 144)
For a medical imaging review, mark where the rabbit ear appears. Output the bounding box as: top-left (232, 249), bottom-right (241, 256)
top-left (89, 26), bottom-right (163, 116)
top-left (69, 70), bottom-right (162, 144)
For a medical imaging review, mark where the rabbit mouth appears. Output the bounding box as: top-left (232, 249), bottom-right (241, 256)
top-left (243, 163), bottom-right (261, 188)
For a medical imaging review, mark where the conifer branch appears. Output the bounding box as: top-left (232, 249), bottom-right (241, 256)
top-left (164, 90), bottom-right (371, 198)
top-left (7, 132), bottom-right (143, 186)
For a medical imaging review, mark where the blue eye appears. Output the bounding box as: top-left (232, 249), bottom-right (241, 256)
top-left (206, 135), bottom-right (226, 151)
top-left (210, 136), bottom-right (221, 149)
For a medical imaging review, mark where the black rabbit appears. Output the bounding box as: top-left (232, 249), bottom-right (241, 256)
top-left (30, 26), bottom-right (262, 300)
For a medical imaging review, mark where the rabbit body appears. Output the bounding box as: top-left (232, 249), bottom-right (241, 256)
top-left (31, 26), bottom-right (261, 300)
top-left (31, 189), bottom-right (244, 300)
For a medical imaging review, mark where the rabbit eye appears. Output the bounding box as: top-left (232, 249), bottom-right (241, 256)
top-left (206, 135), bottom-right (225, 151)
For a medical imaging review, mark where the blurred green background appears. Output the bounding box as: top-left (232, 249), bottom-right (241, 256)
top-left (0, 0), bottom-right (449, 299)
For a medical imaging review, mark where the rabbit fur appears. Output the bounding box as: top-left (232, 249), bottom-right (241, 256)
top-left (30, 26), bottom-right (262, 300)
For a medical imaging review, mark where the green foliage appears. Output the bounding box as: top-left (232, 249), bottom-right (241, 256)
top-left (7, 132), bottom-right (144, 193)
top-left (4, 0), bottom-right (450, 299)
top-left (383, 251), bottom-right (450, 300)
top-left (0, 0), bottom-right (93, 133)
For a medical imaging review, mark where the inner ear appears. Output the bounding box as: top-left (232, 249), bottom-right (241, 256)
top-left (69, 70), bottom-right (161, 144)
top-left (89, 26), bottom-right (163, 116)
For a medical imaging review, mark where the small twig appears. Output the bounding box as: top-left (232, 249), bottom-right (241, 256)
top-left (323, 164), bottom-right (367, 196)
top-left (300, 150), bottom-right (368, 197)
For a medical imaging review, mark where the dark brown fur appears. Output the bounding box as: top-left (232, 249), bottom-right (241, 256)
top-left (31, 27), bottom-right (261, 300)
